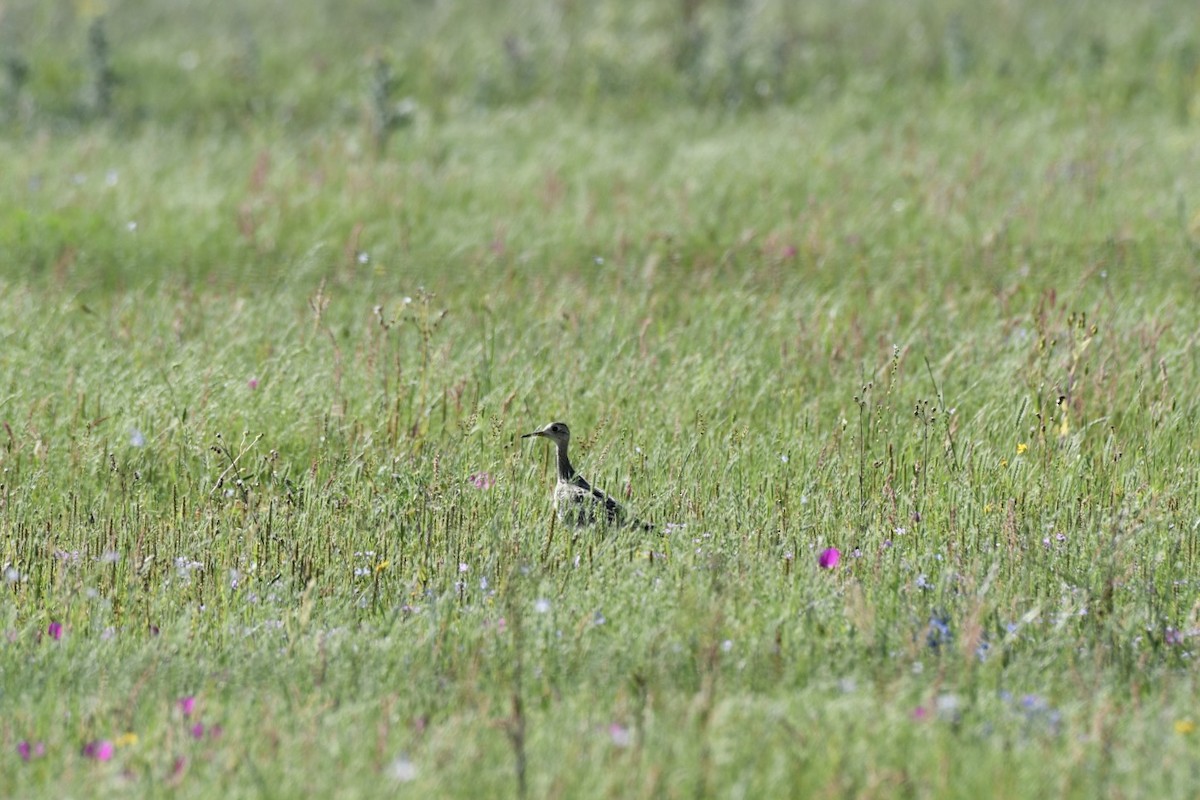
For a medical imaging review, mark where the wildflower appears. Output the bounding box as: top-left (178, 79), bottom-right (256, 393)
top-left (458, 563), bottom-right (469, 573)
top-left (178, 696), bottom-right (196, 718)
top-left (1166, 627), bottom-right (1184, 646)
top-left (911, 706), bottom-right (929, 721)
top-left (721, 639), bottom-right (733, 653)
top-left (17, 741), bottom-right (45, 761)
top-left (817, 548), bottom-right (840, 569)
top-left (375, 560), bottom-right (390, 573)
top-left (130, 429), bottom-right (145, 447)
top-left (389, 756), bottom-right (418, 782)
top-left (534, 598), bottom-right (551, 614)
top-left (468, 472), bottom-right (495, 490)
top-left (208, 725), bottom-right (223, 739)
top-left (1016, 443), bottom-right (1028, 454)
top-left (190, 723), bottom-right (205, 740)
top-left (927, 616), bottom-right (952, 651)
top-left (115, 733), bottom-right (138, 748)
top-left (83, 740), bottom-right (115, 761)
top-left (47, 622), bottom-right (63, 641)
top-left (1000, 459), bottom-right (1008, 468)
top-left (247, 377), bottom-right (259, 390)
top-left (936, 693), bottom-right (961, 721)
top-left (608, 723), bottom-right (632, 748)
top-left (1176, 720), bottom-right (1195, 735)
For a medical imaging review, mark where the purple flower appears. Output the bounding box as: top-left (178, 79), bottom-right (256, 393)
top-left (178, 696), bottom-right (196, 718)
top-left (468, 472), bottom-right (495, 490)
top-left (911, 706), bottom-right (929, 721)
top-left (208, 724), bottom-right (223, 739)
top-left (17, 740), bottom-right (45, 761)
top-left (1166, 627), bottom-right (1184, 646)
top-left (247, 377), bottom-right (259, 390)
top-left (189, 723), bottom-right (205, 740)
top-left (83, 740), bottom-right (115, 761)
top-left (47, 622), bottom-right (63, 641)
top-left (817, 548), bottom-right (840, 569)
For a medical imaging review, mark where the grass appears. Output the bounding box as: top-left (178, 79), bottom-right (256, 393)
top-left (3, 0), bottom-right (1200, 797)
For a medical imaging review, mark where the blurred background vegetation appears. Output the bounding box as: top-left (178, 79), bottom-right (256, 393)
top-left (2, 0), bottom-right (1200, 130)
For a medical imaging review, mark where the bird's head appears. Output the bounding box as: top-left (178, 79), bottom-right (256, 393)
top-left (522, 421), bottom-right (571, 445)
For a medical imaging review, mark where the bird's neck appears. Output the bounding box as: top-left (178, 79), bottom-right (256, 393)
top-left (555, 442), bottom-right (578, 483)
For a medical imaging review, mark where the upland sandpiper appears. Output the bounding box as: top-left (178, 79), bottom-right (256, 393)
top-left (522, 421), bottom-right (653, 531)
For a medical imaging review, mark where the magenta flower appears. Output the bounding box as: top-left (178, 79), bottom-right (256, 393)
top-left (17, 740), bottom-right (45, 761)
top-left (178, 696), bottom-right (196, 718)
top-left (817, 548), bottom-right (840, 569)
top-left (47, 621), bottom-right (63, 641)
top-left (911, 706), bottom-right (929, 721)
top-left (190, 723), bottom-right (205, 740)
top-left (468, 472), bottom-right (495, 490)
top-left (247, 377), bottom-right (259, 390)
top-left (83, 740), bottom-right (115, 761)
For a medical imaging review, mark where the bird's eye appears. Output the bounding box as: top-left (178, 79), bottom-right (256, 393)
top-left (551, 425), bottom-right (561, 432)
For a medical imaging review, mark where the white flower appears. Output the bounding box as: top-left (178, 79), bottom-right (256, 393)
top-left (388, 756), bottom-right (417, 783)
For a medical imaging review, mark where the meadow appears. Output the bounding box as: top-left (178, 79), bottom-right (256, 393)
top-left (2, 1), bottom-right (1200, 797)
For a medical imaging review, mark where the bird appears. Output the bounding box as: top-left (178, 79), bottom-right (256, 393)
top-left (522, 421), bottom-right (653, 531)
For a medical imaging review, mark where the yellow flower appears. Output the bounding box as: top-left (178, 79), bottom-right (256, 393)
top-left (1176, 719), bottom-right (1195, 735)
top-left (375, 559), bottom-right (390, 573)
top-left (1000, 459), bottom-right (1008, 468)
top-left (115, 732), bottom-right (138, 748)
top-left (983, 503), bottom-right (993, 514)
top-left (1016, 443), bottom-right (1028, 455)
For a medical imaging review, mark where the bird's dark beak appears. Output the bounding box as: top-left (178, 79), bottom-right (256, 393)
top-left (521, 430), bottom-right (543, 439)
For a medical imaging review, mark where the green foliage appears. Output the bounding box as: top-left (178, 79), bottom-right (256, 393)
top-left (2, 1), bottom-right (1200, 797)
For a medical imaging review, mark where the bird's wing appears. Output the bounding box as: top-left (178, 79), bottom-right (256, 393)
top-left (589, 487), bottom-right (627, 525)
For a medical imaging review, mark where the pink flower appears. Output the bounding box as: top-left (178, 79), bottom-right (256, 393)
top-left (208, 724), bottom-right (223, 740)
top-left (190, 723), bottom-right (205, 740)
top-left (83, 740), bottom-right (115, 761)
top-left (17, 740), bottom-right (45, 761)
top-left (178, 696), bottom-right (196, 718)
top-left (47, 621), bottom-right (63, 641)
top-left (911, 706), bottom-right (929, 721)
top-left (608, 723), bottom-right (632, 748)
top-left (247, 377), bottom-right (259, 390)
top-left (817, 548), bottom-right (840, 569)
top-left (469, 472), bottom-right (495, 490)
